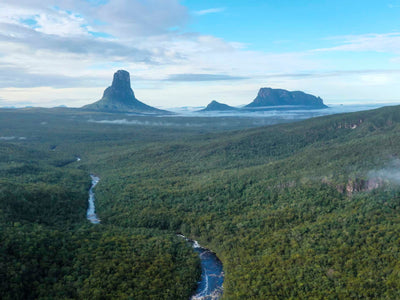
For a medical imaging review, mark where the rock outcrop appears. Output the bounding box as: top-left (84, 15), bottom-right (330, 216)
top-left (245, 88), bottom-right (327, 109)
top-left (201, 100), bottom-right (237, 112)
top-left (83, 70), bottom-right (168, 114)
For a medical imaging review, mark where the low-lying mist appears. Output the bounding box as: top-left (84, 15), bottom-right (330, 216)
top-left (368, 160), bottom-right (400, 186)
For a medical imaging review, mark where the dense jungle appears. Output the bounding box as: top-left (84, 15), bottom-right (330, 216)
top-left (1, 106), bottom-right (400, 299)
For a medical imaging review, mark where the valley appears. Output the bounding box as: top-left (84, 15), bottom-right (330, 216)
top-left (1, 106), bottom-right (400, 299)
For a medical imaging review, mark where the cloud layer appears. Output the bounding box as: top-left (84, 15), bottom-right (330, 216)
top-left (1, 1), bottom-right (400, 107)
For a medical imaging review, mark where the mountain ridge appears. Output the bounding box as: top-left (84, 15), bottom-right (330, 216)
top-left (245, 87), bottom-right (327, 108)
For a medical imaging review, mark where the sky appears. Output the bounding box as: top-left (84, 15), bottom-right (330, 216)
top-left (1, 0), bottom-right (400, 108)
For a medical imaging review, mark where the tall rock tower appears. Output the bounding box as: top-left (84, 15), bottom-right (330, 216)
top-left (83, 70), bottom-right (168, 114)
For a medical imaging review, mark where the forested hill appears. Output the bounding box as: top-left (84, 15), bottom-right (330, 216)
top-left (1, 105), bottom-right (400, 299)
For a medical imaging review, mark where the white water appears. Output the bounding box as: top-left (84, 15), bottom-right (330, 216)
top-left (87, 175), bottom-right (100, 224)
top-left (178, 235), bottom-right (224, 300)
top-left (194, 266), bottom-right (209, 299)
top-left (193, 240), bottom-right (201, 249)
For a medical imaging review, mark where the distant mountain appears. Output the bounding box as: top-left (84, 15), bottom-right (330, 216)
top-left (201, 100), bottom-right (237, 112)
top-left (245, 87), bottom-right (327, 109)
top-left (82, 70), bottom-right (169, 114)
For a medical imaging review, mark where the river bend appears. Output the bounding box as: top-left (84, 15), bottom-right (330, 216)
top-left (86, 177), bottom-right (223, 299)
top-left (178, 235), bottom-right (224, 300)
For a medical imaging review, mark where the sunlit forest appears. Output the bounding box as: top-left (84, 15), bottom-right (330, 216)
top-left (1, 106), bottom-right (400, 299)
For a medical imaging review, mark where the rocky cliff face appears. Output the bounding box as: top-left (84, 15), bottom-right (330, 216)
top-left (246, 88), bottom-right (327, 108)
top-left (83, 70), bottom-right (168, 114)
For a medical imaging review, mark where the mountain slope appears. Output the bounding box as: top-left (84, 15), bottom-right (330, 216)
top-left (200, 100), bottom-right (238, 112)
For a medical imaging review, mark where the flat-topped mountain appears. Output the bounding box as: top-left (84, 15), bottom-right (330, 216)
top-left (245, 88), bottom-right (327, 109)
top-left (83, 70), bottom-right (168, 114)
top-left (201, 100), bottom-right (237, 112)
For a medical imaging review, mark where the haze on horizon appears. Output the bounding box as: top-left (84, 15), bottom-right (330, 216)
top-left (1, 0), bottom-right (400, 108)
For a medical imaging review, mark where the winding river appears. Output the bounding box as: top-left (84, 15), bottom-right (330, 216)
top-left (86, 176), bottom-right (224, 299)
top-left (86, 175), bottom-right (100, 224)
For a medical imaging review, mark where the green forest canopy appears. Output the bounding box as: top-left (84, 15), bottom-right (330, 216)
top-left (0, 106), bottom-right (399, 299)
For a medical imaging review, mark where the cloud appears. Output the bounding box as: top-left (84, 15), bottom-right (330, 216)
top-left (0, 66), bottom-right (106, 88)
top-left (257, 69), bottom-right (400, 80)
top-left (194, 8), bottom-right (225, 16)
top-left (32, 9), bottom-right (89, 36)
top-left (368, 160), bottom-right (400, 186)
top-left (89, 118), bottom-right (173, 126)
top-left (2, 1), bottom-right (400, 108)
top-left (92, 0), bottom-right (188, 37)
top-left (88, 118), bottom-right (204, 127)
top-left (0, 0), bottom-right (188, 36)
top-left (0, 86), bottom-right (103, 108)
top-left (165, 73), bottom-right (248, 82)
top-left (0, 136), bottom-right (27, 140)
top-left (315, 33), bottom-right (400, 54)
top-left (0, 1), bottom-right (314, 86)
top-left (0, 22), bottom-right (152, 60)
top-left (0, 1), bottom-right (190, 79)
